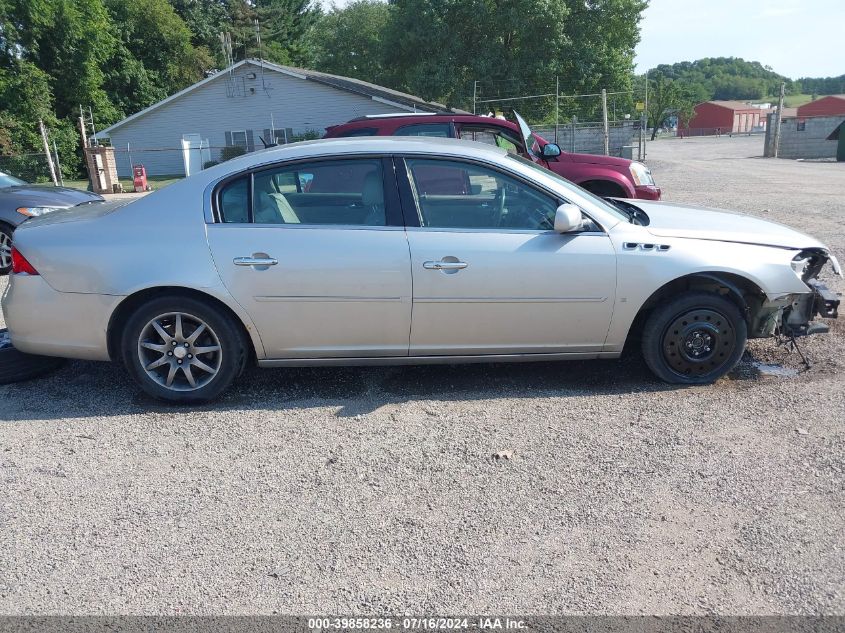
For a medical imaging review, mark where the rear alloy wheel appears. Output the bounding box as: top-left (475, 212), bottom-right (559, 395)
top-left (122, 296), bottom-right (246, 403)
top-left (0, 225), bottom-right (13, 275)
top-left (641, 291), bottom-right (747, 384)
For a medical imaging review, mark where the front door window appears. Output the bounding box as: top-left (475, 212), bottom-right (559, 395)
top-left (406, 158), bottom-right (559, 230)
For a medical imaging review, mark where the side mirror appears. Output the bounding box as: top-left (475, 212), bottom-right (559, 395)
top-left (554, 203), bottom-right (582, 233)
top-left (541, 143), bottom-right (562, 159)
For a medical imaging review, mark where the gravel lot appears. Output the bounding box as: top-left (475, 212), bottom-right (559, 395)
top-left (1, 136), bottom-right (843, 615)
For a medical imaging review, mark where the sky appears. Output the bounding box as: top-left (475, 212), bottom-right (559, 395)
top-left (634, 0), bottom-right (844, 78)
top-left (319, 0), bottom-right (843, 80)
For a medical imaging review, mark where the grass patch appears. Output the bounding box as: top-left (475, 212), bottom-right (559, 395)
top-left (61, 175), bottom-right (182, 192)
top-left (765, 93), bottom-right (814, 108)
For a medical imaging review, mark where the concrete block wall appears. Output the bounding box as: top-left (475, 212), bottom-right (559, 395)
top-left (533, 122), bottom-right (637, 157)
top-left (765, 113), bottom-right (843, 159)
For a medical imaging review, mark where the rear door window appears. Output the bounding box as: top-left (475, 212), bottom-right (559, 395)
top-left (219, 177), bottom-right (249, 223)
top-left (393, 123), bottom-right (453, 138)
top-left (459, 126), bottom-right (523, 154)
top-left (252, 159), bottom-right (387, 226)
top-left (336, 127), bottom-right (378, 137)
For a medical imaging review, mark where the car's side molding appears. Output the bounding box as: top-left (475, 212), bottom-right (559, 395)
top-left (257, 351), bottom-right (623, 368)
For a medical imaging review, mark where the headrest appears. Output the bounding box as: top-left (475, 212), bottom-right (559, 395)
top-left (362, 170), bottom-right (384, 207)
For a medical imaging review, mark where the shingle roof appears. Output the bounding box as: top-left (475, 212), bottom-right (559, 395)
top-left (98, 59), bottom-right (465, 136)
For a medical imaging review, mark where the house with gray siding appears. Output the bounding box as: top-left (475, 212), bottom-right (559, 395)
top-left (96, 59), bottom-right (455, 177)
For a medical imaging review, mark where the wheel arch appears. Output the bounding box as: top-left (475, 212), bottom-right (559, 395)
top-left (106, 286), bottom-right (261, 363)
top-left (579, 178), bottom-right (632, 198)
top-left (623, 271), bottom-right (766, 348)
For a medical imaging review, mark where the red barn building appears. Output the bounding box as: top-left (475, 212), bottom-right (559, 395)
top-left (796, 95), bottom-right (845, 117)
top-left (679, 101), bottom-right (771, 136)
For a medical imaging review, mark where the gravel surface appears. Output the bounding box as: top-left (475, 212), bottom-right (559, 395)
top-left (1, 136), bottom-right (843, 615)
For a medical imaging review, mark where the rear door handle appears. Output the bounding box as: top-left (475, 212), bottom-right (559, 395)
top-left (234, 256), bottom-right (278, 267)
top-left (423, 260), bottom-right (468, 270)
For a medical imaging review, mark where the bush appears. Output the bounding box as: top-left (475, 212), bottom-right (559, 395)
top-left (289, 129), bottom-right (322, 143)
top-left (220, 145), bottom-right (247, 161)
top-left (203, 160), bottom-right (219, 169)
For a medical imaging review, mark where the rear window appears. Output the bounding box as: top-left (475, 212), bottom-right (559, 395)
top-left (219, 177), bottom-right (249, 223)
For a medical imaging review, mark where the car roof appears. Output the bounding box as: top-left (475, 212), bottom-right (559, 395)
top-left (326, 113), bottom-right (520, 133)
top-left (208, 136), bottom-right (510, 176)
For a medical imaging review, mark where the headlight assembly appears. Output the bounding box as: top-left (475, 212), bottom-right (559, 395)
top-left (16, 206), bottom-right (67, 217)
top-left (628, 162), bottom-right (654, 186)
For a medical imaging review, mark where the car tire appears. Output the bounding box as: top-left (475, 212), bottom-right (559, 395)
top-left (121, 295), bottom-right (247, 403)
top-left (641, 291), bottom-right (747, 384)
top-left (0, 328), bottom-right (64, 384)
top-left (0, 224), bottom-right (13, 275)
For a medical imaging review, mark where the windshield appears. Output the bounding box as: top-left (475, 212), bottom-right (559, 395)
top-left (505, 154), bottom-right (631, 223)
top-left (0, 172), bottom-right (26, 187)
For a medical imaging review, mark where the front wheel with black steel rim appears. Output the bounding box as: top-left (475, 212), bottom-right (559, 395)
top-left (0, 224), bottom-right (13, 275)
top-left (121, 296), bottom-right (247, 403)
top-left (641, 291), bottom-right (747, 384)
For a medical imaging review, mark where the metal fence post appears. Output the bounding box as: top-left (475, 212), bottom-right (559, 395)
top-left (554, 76), bottom-right (559, 144)
top-left (772, 82), bottom-right (785, 158)
top-left (52, 139), bottom-right (63, 186)
top-left (601, 89), bottom-right (610, 156)
top-left (571, 116), bottom-right (577, 153)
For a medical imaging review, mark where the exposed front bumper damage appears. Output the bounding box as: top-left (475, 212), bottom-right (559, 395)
top-left (783, 280), bottom-right (840, 336)
top-left (750, 250), bottom-right (841, 339)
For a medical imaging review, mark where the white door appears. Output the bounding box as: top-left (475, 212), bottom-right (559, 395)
top-left (181, 133), bottom-right (203, 177)
top-left (403, 157), bottom-right (617, 356)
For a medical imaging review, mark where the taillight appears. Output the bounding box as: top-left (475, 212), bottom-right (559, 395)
top-left (10, 247), bottom-right (39, 275)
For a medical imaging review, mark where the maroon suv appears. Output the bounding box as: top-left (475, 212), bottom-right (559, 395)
top-left (324, 111), bottom-right (661, 200)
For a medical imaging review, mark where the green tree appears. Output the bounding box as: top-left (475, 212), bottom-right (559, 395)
top-left (307, 0), bottom-right (390, 83)
top-left (645, 72), bottom-right (708, 140)
top-left (381, 0), bottom-right (647, 120)
top-left (255, 0), bottom-right (321, 66)
top-left (383, 0), bottom-right (572, 113)
top-left (106, 0), bottom-right (210, 97)
top-left (20, 0), bottom-right (119, 122)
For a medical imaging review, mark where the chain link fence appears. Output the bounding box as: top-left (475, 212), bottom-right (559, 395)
top-left (0, 152), bottom-right (62, 184)
top-left (471, 79), bottom-right (650, 160)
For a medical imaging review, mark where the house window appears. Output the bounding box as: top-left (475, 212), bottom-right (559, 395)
top-left (230, 130), bottom-right (248, 148)
top-left (797, 120), bottom-right (806, 132)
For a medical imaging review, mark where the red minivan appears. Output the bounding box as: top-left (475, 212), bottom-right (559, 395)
top-left (324, 111), bottom-right (661, 200)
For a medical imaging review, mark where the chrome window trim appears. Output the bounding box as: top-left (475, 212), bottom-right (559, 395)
top-left (208, 223), bottom-right (405, 231)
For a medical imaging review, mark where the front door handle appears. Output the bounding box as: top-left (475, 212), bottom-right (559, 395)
top-left (234, 256), bottom-right (278, 267)
top-left (423, 260), bottom-right (468, 271)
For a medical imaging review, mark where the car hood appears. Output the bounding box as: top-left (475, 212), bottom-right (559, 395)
top-left (20, 199), bottom-right (132, 229)
top-left (0, 185), bottom-right (103, 208)
top-left (567, 152), bottom-right (631, 168)
top-left (634, 200), bottom-right (826, 250)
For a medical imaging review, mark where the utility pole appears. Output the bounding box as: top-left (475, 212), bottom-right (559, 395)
top-left (472, 80), bottom-right (478, 115)
top-left (554, 76), bottom-right (559, 144)
top-left (601, 88), bottom-right (610, 156)
top-left (772, 81), bottom-right (785, 158)
top-left (52, 139), bottom-right (64, 186)
top-left (38, 119), bottom-right (58, 186)
top-left (643, 72), bottom-right (649, 161)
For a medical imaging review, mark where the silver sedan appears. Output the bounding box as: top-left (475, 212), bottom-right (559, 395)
top-left (2, 137), bottom-right (840, 402)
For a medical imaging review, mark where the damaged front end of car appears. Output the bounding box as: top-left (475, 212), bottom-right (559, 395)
top-left (750, 248), bottom-right (841, 338)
